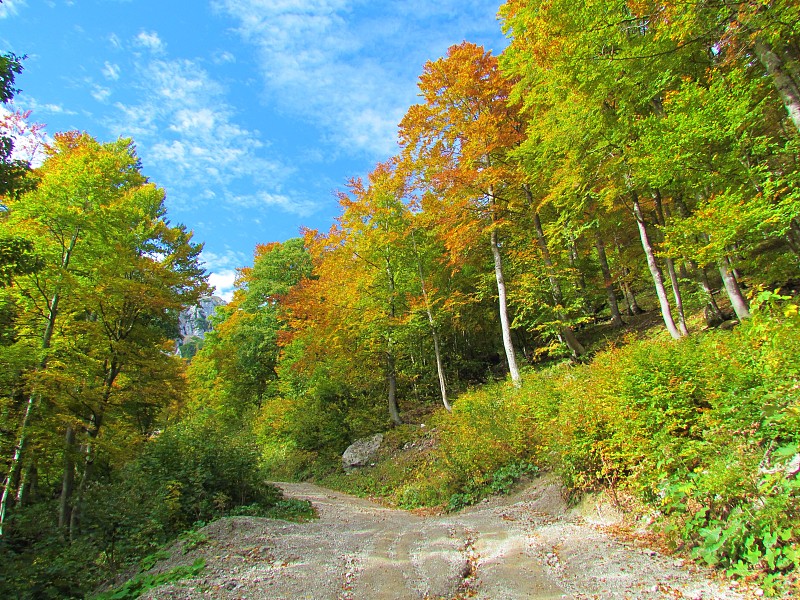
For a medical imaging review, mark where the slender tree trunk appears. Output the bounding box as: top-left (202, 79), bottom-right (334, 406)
top-left (786, 219), bottom-right (800, 259)
top-left (568, 236), bottom-right (592, 316)
top-left (58, 426), bottom-right (76, 530)
top-left (754, 39), bottom-right (800, 133)
top-left (594, 228), bottom-right (624, 328)
top-left (531, 210), bottom-right (585, 357)
top-left (693, 261), bottom-right (725, 322)
top-left (15, 463), bottom-right (35, 507)
top-left (411, 230), bottom-right (450, 411)
top-left (0, 230), bottom-right (80, 537)
top-left (69, 440), bottom-right (93, 540)
top-left (429, 327), bottom-right (449, 411)
top-left (385, 256), bottom-right (402, 425)
top-left (665, 257), bottom-right (689, 335)
top-left (622, 277), bottom-right (643, 315)
top-left (653, 190), bottom-right (688, 336)
top-left (490, 227), bottom-right (521, 387)
top-left (386, 348), bottom-right (402, 426)
top-left (719, 256), bottom-right (751, 320)
top-left (699, 266), bottom-right (724, 318)
top-left (673, 195), bottom-right (725, 321)
top-left (614, 237), bottom-right (644, 315)
top-left (632, 192), bottom-right (682, 339)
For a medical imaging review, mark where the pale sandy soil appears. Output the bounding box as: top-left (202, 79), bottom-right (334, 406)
top-left (139, 476), bottom-right (765, 599)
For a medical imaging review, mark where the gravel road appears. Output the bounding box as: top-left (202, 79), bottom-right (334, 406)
top-left (140, 476), bottom-right (759, 599)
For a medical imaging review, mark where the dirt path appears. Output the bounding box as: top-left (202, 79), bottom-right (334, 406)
top-left (141, 477), bottom-right (756, 599)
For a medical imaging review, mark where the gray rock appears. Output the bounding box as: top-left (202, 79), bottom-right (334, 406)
top-left (179, 296), bottom-right (226, 341)
top-left (342, 433), bottom-right (383, 472)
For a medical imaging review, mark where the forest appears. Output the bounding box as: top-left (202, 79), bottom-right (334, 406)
top-left (1, 0), bottom-right (799, 597)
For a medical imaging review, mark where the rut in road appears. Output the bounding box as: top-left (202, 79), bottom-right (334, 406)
top-left (141, 477), bottom-right (751, 600)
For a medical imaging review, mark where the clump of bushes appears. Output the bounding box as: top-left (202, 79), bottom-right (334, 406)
top-left (541, 297), bottom-right (799, 591)
top-left (0, 412), bottom-right (288, 599)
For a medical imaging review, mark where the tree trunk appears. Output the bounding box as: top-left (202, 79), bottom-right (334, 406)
top-left (385, 255), bottom-right (403, 425)
top-left (411, 230), bottom-right (450, 411)
top-left (69, 440), bottom-right (93, 541)
top-left (719, 256), bottom-right (751, 320)
top-left (632, 192), bottom-right (682, 339)
top-left (531, 210), bottom-right (585, 357)
top-left (594, 228), bottom-right (624, 328)
top-left (665, 257), bottom-right (689, 336)
top-left (386, 348), bottom-right (402, 426)
top-left (754, 39), bottom-right (800, 134)
top-left (694, 261), bottom-right (725, 321)
top-left (59, 426), bottom-right (76, 530)
top-left (490, 227), bottom-right (522, 387)
top-left (15, 463), bottom-right (35, 507)
top-left (653, 190), bottom-right (688, 336)
top-left (568, 236), bottom-right (592, 316)
top-left (613, 236), bottom-right (644, 315)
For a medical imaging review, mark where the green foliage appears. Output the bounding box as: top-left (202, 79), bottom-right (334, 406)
top-left (447, 460), bottom-right (538, 512)
top-left (139, 413), bottom-right (282, 529)
top-left (91, 558), bottom-right (206, 600)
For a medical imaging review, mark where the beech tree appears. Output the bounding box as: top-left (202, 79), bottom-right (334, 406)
top-left (0, 132), bottom-right (206, 537)
top-left (399, 42), bottom-right (525, 386)
top-left (189, 238), bottom-right (312, 416)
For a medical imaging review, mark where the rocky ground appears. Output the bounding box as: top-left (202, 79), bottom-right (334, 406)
top-left (140, 476), bottom-right (763, 599)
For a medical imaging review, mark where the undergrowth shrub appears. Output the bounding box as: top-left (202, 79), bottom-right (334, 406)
top-left (0, 411), bottom-right (286, 599)
top-left (539, 299), bottom-right (800, 592)
top-left (141, 412), bottom-right (281, 529)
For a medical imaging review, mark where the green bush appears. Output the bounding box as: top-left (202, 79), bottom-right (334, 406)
top-left (140, 412), bottom-right (282, 529)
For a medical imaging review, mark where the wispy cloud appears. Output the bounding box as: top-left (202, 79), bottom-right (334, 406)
top-left (0, 0), bottom-right (26, 19)
top-left (106, 49), bottom-right (294, 212)
top-left (19, 97), bottom-right (78, 116)
top-left (102, 61), bottom-right (121, 81)
top-left (202, 249), bottom-right (248, 301)
top-left (212, 50), bottom-right (236, 65)
top-left (134, 30), bottom-right (165, 53)
top-left (91, 85), bottom-right (111, 102)
top-left (211, 0), bottom-right (505, 160)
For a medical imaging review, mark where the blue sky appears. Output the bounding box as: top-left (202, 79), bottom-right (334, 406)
top-left (1, 0), bottom-right (507, 300)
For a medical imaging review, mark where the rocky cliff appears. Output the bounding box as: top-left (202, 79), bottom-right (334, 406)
top-left (178, 296), bottom-right (226, 341)
top-left (176, 296), bottom-right (226, 358)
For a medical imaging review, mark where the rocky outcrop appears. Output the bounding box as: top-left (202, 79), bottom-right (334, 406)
top-left (178, 296), bottom-right (226, 342)
top-left (342, 434), bottom-right (384, 472)
top-left (175, 296), bottom-right (226, 358)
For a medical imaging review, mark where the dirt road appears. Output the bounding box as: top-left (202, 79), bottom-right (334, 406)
top-left (142, 477), bottom-right (755, 599)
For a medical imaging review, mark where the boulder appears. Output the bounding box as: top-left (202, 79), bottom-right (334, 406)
top-left (342, 433), bottom-right (384, 472)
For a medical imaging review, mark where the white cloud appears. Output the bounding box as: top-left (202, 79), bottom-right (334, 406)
top-left (91, 85), bottom-right (111, 102)
top-left (107, 54), bottom-right (292, 212)
top-left (227, 191), bottom-right (318, 217)
top-left (202, 249), bottom-right (248, 301)
top-left (19, 97), bottom-right (77, 116)
top-left (0, 0), bottom-right (26, 18)
top-left (213, 50), bottom-right (236, 64)
top-left (211, 0), bottom-right (506, 160)
top-left (102, 61), bottom-right (121, 81)
top-left (135, 30), bottom-right (165, 53)
top-left (207, 269), bottom-right (237, 302)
